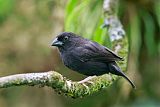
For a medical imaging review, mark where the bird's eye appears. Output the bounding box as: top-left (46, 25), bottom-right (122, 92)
top-left (64, 36), bottom-right (69, 41)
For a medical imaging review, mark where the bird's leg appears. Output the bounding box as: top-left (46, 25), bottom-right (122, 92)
top-left (78, 76), bottom-right (96, 84)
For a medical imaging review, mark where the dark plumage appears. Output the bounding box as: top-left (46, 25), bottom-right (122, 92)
top-left (51, 32), bottom-right (136, 88)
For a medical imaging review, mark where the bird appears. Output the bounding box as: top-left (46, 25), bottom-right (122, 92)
top-left (51, 32), bottom-right (136, 89)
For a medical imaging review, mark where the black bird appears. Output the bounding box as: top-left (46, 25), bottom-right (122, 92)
top-left (51, 32), bottom-right (136, 88)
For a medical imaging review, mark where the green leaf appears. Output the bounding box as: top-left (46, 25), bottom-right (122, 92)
top-left (65, 0), bottom-right (111, 47)
top-left (141, 10), bottom-right (157, 56)
top-left (0, 0), bottom-right (14, 24)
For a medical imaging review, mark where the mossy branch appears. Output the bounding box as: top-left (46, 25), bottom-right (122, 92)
top-left (0, 0), bottom-right (128, 98)
top-left (0, 71), bottom-right (118, 98)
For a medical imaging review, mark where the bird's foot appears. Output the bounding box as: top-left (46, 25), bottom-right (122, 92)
top-left (78, 76), bottom-right (96, 84)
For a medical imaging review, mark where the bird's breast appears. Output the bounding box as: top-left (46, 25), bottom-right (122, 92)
top-left (61, 52), bottom-right (82, 70)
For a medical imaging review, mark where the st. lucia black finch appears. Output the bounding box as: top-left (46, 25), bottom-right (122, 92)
top-left (51, 32), bottom-right (136, 89)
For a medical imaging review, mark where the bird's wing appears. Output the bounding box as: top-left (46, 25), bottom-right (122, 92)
top-left (73, 41), bottom-right (123, 62)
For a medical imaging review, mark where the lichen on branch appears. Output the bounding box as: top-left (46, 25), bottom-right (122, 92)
top-left (102, 0), bottom-right (125, 41)
top-left (0, 71), bottom-right (117, 98)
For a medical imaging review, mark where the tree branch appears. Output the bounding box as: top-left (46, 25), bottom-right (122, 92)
top-left (0, 71), bottom-right (117, 98)
top-left (102, 0), bottom-right (125, 41)
top-left (0, 0), bottom-right (127, 98)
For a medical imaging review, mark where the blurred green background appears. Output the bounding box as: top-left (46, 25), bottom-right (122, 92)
top-left (0, 0), bottom-right (159, 107)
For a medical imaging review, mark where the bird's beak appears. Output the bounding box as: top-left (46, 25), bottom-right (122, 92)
top-left (51, 38), bottom-right (63, 47)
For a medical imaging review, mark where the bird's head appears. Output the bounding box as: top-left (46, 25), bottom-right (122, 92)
top-left (51, 32), bottom-right (81, 49)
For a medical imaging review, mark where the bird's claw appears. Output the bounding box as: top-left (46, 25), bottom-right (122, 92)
top-left (78, 76), bottom-right (96, 84)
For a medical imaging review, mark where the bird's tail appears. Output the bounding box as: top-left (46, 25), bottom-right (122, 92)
top-left (109, 63), bottom-right (136, 89)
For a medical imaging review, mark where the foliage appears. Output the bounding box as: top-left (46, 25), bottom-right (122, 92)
top-left (65, 0), bottom-right (111, 47)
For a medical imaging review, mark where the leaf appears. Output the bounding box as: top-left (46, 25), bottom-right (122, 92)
top-left (65, 0), bottom-right (110, 47)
